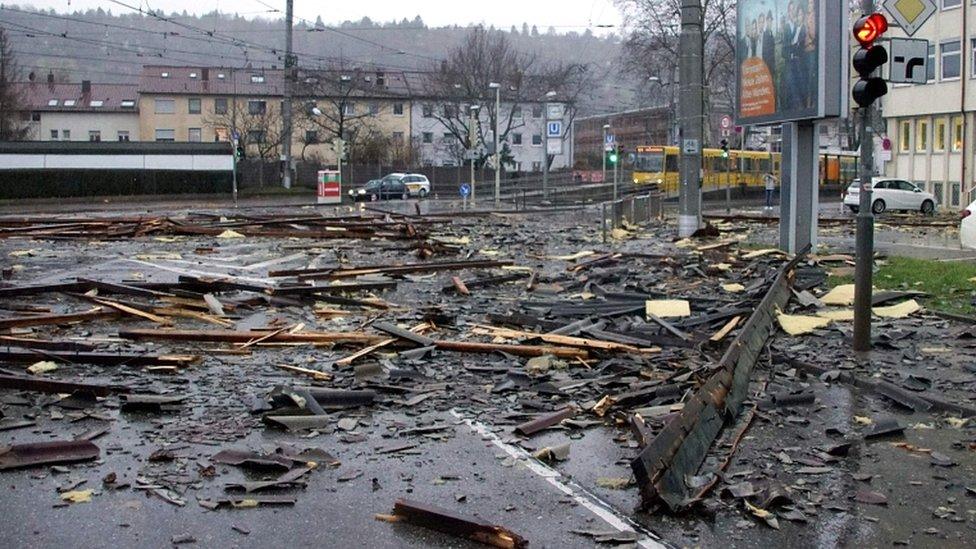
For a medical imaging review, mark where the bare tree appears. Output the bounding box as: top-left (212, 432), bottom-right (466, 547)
top-left (424, 27), bottom-right (591, 170)
top-left (205, 98), bottom-right (285, 186)
top-left (615, 0), bottom-right (737, 145)
top-left (0, 26), bottom-right (31, 141)
top-left (293, 69), bottom-right (383, 162)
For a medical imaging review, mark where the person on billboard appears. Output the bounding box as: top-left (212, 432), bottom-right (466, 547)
top-left (761, 11), bottom-right (776, 72)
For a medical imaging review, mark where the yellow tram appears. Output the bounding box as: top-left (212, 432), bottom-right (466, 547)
top-left (632, 145), bottom-right (858, 196)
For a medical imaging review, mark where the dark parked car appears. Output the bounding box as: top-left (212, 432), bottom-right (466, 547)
top-left (348, 178), bottom-right (410, 202)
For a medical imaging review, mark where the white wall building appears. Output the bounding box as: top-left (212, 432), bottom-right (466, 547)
top-left (17, 80), bottom-right (140, 143)
top-left (883, 0), bottom-right (975, 209)
top-left (410, 99), bottom-right (571, 172)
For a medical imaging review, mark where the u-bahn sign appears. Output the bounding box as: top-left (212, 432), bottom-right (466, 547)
top-left (735, 0), bottom-right (847, 126)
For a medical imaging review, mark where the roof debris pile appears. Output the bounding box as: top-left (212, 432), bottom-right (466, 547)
top-left (0, 204), bottom-right (973, 547)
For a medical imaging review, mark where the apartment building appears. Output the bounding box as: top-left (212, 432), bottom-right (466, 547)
top-left (883, 0), bottom-right (975, 209)
top-left (137, 66), bottom-right (413, 165)
top-left (17, 78), bottom-right (139, 143)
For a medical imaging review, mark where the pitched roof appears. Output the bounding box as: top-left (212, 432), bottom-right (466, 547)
top-left (15, 82), bottom-right (139, 113)
top-left (138, 66), bottom-right (285, 96)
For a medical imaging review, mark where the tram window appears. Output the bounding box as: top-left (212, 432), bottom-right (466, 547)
top-left (665, 154), bottom-right (679, 172)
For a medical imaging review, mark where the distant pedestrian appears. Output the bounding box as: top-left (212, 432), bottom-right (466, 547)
top-left (764, 172), bottom-right (777, 209)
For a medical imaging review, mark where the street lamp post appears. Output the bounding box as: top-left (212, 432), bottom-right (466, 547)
top-left (541, 90), bottom-right (557, 201)
top-left (469, 104), bottom-right (480, 207)
top-left (602, 123), bottom-right (611, 191)
top-left (489, 82), bottom-right (501, 207)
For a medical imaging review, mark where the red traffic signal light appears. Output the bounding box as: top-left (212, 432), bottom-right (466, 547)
top-left (854, 13), bottom-right (888, 47)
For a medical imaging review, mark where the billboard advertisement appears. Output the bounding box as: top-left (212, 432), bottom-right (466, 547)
top-left (736, 0), bottom-right (846, 126)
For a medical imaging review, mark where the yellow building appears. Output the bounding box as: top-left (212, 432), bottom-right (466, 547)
top-left (137, 66), bottom-right (412, 165)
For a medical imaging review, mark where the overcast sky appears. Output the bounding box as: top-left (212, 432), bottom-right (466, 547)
top-left (15, 0), bottom-right (622, 33)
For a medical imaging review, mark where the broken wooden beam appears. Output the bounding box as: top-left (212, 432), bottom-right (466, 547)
top-left (0, 374), bottom-right (128, 396)
top-left (373, 322), bottom-right (436, 347)
top-left (0, 308), bottom-right (117, 330)
top-left (118, 328), bottom-right (386, 346)
top-left (0, 349), bottom-right (197, 368)
top-left (432, 340), bottom-right (588, 359)
top-left (376, 498), bottom-right (527, 549)
top-left (300, 259), bottom-right (514, 280)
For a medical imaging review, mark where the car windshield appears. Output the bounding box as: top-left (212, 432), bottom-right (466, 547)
top-left (381, 175), bottom-right (402, 184)
top-left (364, 180), bottom-right (381, 190)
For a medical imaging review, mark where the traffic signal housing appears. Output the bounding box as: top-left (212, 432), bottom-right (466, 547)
top-left (720, 139), bottom-right (730, 159)
top-left (852, 13), bottom-right (889, 108)
top-left (607, 147), bottom-right (619, 165)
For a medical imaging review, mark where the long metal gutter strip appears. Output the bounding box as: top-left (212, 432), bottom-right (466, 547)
top-left (631, 248), bottom-right (809, 511)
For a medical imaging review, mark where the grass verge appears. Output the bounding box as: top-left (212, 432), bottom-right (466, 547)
top-left (828, 257), bottom-right (976, 315)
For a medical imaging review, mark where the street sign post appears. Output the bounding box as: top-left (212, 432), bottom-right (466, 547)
top-left (547, 121), bottom-right (562, 138)
top-left (882, 0), bottom-right (936, 37)
top-left (459, 183), bottom-right (471, 211)
top-left (888, 37), bottom-right (928, 84)
top-left (682, 139), bottom-right (700, 155)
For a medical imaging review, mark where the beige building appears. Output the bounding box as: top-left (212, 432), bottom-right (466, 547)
top-left (137, 66), bottom-right (413, 165)
top-left (883, 0), bottom-right (974, 209)
top-left (16, 79), bottom-right (139, 142)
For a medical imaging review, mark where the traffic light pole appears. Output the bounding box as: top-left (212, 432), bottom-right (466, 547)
top-left (678, 0), bottom-right (704, 237)
top-left (853, 0), bottom-right (877, 354)
top-left (613, 143), bottom-right (619, 201)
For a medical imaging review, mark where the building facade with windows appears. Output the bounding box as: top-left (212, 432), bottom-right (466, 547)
top-left (883, 0), bottom-right (976, 209)
top-left (16, 79), bottom-right (139, 143)
top-left (136, 66), bottom-right (413, 166)
top-left (410, 97), bottom-right (572, 172)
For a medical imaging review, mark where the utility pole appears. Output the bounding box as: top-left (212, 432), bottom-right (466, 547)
top-left (542, 102), bottom-right (549, 201)
top-left (613, 143), bottom-right (619, 200)
top-left (853, 0), bottom-right (877, 354)
top-left (281, 0), bottom-right (294, 189)
top-left (677, 0), bottom-right (703, 237)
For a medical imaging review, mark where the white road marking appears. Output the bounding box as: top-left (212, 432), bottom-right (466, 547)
top-left (449, 409), bottom-right (669, 549)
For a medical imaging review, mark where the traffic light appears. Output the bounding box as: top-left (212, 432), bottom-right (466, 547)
top-left (720, 139), bottom-right (730, 159)
top-left (332, 138), bottom-right (347, 160)
top-left (852, 13), bottom-right (889, 108)
top-left (235, 144), bottom-right (245, 159)
top-left (608, 147), bottom-right (619, 165)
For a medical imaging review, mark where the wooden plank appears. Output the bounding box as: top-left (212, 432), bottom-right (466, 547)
top-left (432, 340), bottom-right (588, 359)
top-left (0, 308), bottom-right (117, 330)
top-left (118, 328), bottom-right (385, 345)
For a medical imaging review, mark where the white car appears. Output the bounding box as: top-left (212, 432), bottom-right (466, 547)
top-left (843, 177), bottom-right (936, 215)
top-left (380, 173), bottom-right (431, 198)
top-left (960, 199), bottom-right (976, 249)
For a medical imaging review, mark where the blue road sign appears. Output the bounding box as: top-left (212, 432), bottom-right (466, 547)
top-left (459, 183), bottom-right (471, 198)
top-left (605, 134), bottom-right (615, 145)
top-left (547, 121), bottom-right (562, 138)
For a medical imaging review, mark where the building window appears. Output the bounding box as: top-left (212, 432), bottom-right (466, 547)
top-left (369, 102), bottom-right (380, 115)
top-left (941, 40), bottom-right (961, 80)
top-left (532, 105), bottom-right (543, 118)
top-left (155, 99), bottom-right (175, 114)
top-left (916, 119), bottom-right (929, 152)
top-left (443, 105), bottom-right (457, 118)
top-left (50, 129), bottom-right (58, 140)
top-left (532, 134), bottom-right (542, 146)
top-left (250, 74), bottom-right (265, 84)
top-left (422, 132), bottom-right (433, 144)
top-left (88, 130), bottom-right (101, 142)
top-left (343, 102), bottom-right (356, 116)
top-left (117, 131), bottom-right (130, 142)
top-left (935, 118), bottom-right (947, 151)
top-left (927, 44), bottom-right (936, 82)
top-left (422, 104), bottom-right (433, 118)
top-left (47, 99), bottom-right (58, 107)
top-left (64, 100), bottom-right (76, 107)
top-left (31, 112), bottom-right (41, 122)
top-left (89, 100), bottom-right (103, 108)
top-left (247, 129), bottom-right (266, 143)
top-left (512, 106), bottom-right (523, 119)
top-left (951, 182), bottom-right (962, 207)
top-left (943, 0), bottom-right (961, 8)
top-left (215, 98), bottom-right (228, 115)
top-left (532, 161), bottom-right (542, 172)
top-left (120, 100), bottom-right (135, 109)
top-left (155, 129), bottom-right (175, 142)
top-left (512, 133), bottom-right (523, 145)
top-left (953, 117), bottom-right (964, 151)
top-left (393, 102), bottom-right (404, 116)
top-left (248, 100), bottom-right (267, 115)
top-left (442, 132), bottom-right (455, 142)
top-left (188, 98), bottom-right (202, 114)
top-left (900, 120), bottom-right (911, 152)
top-left (392, 131), bottom-right (404, 144)
top-left (305, 130), bottom-right (318, 143)
top-left (188, 128), bottom-right (202, 142)
top-left (62, 129), bottom-right (70, 140)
